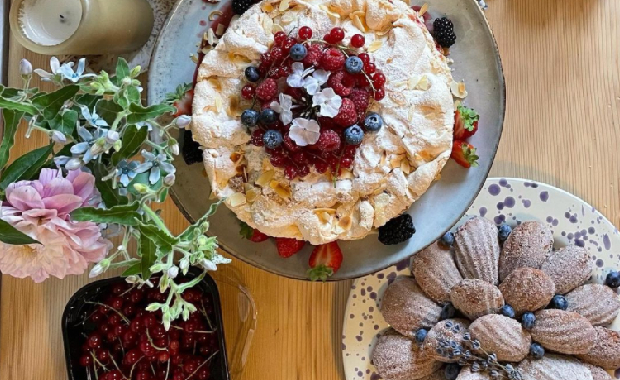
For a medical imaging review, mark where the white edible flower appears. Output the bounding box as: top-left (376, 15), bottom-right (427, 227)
top-left (176, 115), bottom-right (191, 128)
top-left (57, 58), bottom-right (97, 83)
top-left (270, 93), bottom-right (295, 125)
top-left (303, 69), bottom-right (330, 95)
top-left (34, 57), bottom-right (61, 82)
top-left (89, 259), bottom-right (110, 278)
top-left (312, 87), bottom-right (342, 117)
top-left (287, 62), bottom-right (314, 88)
top-left (51, 130), bottom-right (67, 144)
top-left (200, 259), bottom-right (217, 271)
top-left (20, 59), bottom-right (32, 76)
top-left (167, 266), bottom-right (179, 279)
top-left (289, 118), bottom-right (321, 146)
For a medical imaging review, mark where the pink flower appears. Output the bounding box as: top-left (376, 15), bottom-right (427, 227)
top-left (0, 169), bottom-right (111, 282)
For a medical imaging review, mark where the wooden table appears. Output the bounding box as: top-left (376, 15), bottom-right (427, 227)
top-left (1, 0), bottom-right (619, 379)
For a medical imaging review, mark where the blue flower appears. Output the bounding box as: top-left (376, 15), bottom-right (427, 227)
top-left (135, 150), bottom-right (176, 185)
top-left (67, 126), bottom-right (108, 168)
top-left (57, 58), bottom-right (97, 83)
top-left (80, 105), bottom-right (108, 128)
top-left (116, 160), bottom-right (139, 187)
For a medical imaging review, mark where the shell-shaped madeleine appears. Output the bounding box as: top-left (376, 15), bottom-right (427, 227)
top-left (454, 217), bottom-right (500, 285)
top-left (498, 267), bottom-right (555, 316)
top-left (566, 283), bottom-right (620, 326)
top-left (372, 332), bottom-right (442, 380)
top-left (531, 309), bottom-right (597, 355)
top-left (381, 277), bottom-right (442, 338)
top-left (423, 319), bottom-right (470, 363)
top-left (584, 364), bottom-right (613, 380)
top-left (450, 279), bottom-right (504, 320)
top-left (517, 355), bottom-right (594, 380)
top-left (411, 242), bottom-right (463, 303)
top-left (540, 245), bottom-right (592, 294)
top-left (456, 367), bottom-right (491, 380)
top-left (469, 314), bottom-right (531, 362)
top-left (577, 327), bottom-right (620, 370)
top-left (499, 221), bottom-right (553, 281)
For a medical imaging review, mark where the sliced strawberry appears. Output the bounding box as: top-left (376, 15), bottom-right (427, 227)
top-left (453, 105), bottom-right (479, 140)
top-left (239, 222), bottom-right (269, 242)
top-left (276, 238), bottom-right (305, 258)
top-left (451, 140), bottom-right (480, 169)
top-left (173, 89), bottom-right (194, 117)
top-left (308, 241), bottom-right (343, 281)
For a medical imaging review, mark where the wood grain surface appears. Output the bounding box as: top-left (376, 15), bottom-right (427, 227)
top-left (1, 0), bottom-right (619, 379)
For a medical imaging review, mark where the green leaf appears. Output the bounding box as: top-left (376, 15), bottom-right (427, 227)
top-left (178, 200), bottom-right (222, 240)
top-left (44, 109), bottom-right (78, 135)
top-left (126, 103), bottom-right (175, 124)
top-left (75, 93), bottom-right (99, 111)
top-left (95, 100), bottom-right (123, 125)
top-left (91, 164), bottom-right (127, 207)
top-left (139, 235), bottom-right (157, 279)
top-left (0, 98), bottom-right (38, 115)
top-left (115, 58), bottom-right (131, 84)
top-left (126, 86), bottom-right (141, 105)
top-left (0, 145), bottom-right (53, 189)
top-left (140, 222), bottom-right (178, 249)
top-left (31, 85), bottom-right (79, 120)
top-left (165, 83), bottom-right (192, 104)
top-left (0, 219), bottom-right (40, 245)
top-left (70, 203), bottom-right (141, 226)
top-left (158, 188), bottom-right (169, 203)
top-left (113, 90), bottom-right (130, 109)
top-left (239, 221), bottom-right (253, 239)
top-left (111, 125), bottom-right (147, 165)
top-left (122, 261), bottom-right (142, 277)
top-left (0, 110), bottom-right (24, 170)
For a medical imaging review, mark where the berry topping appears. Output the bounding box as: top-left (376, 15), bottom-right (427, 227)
top-left (283, 133), bottom-right (302, 152)
top-left (378, 213), bottom-right (416, 245)
top-left (358, 53), bottom-right (370, 65)
top-left (372, 72), bottom-right (386, 88)
top-left (330, 27), bottom-right (345, 43)
top-left (497, 223), bottom-right (512, 242)
top-left (245, 66), bottom-right (260, 82)
top-left (364, 112), bottom-right (383, 131)
top-left (240, 221), bottom-right (269, 242)
top-left (315, 130), bottom-right (342, 152)
top-left (530, 342), bottom-right (545, 360)
top-left (289, 44), bottom-right (308, 61)
top-left (298, 26), bottom-right (313, 40)
top-left (327, 71), bottom-right (352, 96)
top-left (250, 129), bottom-right (265, 146)
top-left (241, 84), bottom-right (255, 100)
top-left (501, 305), bottom-right (516, 319)
top-left (276, 237), bottom-right (305, 258)
top-left (345, 56), bottom-right (363, 74)
top-left (439, 303), bottom-right (457, 320)
top-left (308, 241), bottom-right (343, 281)
top-left (320, 48), bottom-right (346, 71)
top-left (274, 31), bottom-right (287, 46)
top-left (263, 130), bottom-right (283, 149)
top-left (282, 37), bottom-right (297, 52)
top-left (259, 109), bottom-right (277, 125)
top-left (303, 44), bottom-right (324, 67)
top-left (433, 17), bottom-right (456, 48)
top-left (521, 312), bottom-right (536, 330)
top-left (255, 78), bottom-right (277, 101)
top-left (373, 87), bottom-right (385, 101)
top-left (232, 0), bottom-right (257, 15)
top-left (344, 125), bottom-right (364, 145)
top-left (364, 62), bottom-right (376, 74)
top-left (439, 231), bottom-right (455, 247)
top-left (549, 294), bottom-right (569, 310)
top-left (454, 105), bottom-right (480, 140)
top-left (350, 34), bottom-right (365, 48)
top-left (605, 271), bottom-right (620, 288)
top-left (415, 328), bottom-right (428, 343)
top-left (334, 98), bottom-right (358, 127)
top-left (451, 140), bottom-right (479, 168)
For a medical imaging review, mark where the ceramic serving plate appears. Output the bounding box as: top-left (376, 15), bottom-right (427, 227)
top-left (341, 178), bottom-right (620, 379)
top-left (148, 0), bottom-right (505, 280)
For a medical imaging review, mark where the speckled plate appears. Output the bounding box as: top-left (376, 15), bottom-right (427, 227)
top-left (148, 0), bottom-right (505, 280)
top-left (341, 177), bottom-right (620, 379)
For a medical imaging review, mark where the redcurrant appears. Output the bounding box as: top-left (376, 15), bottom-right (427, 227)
top-left (350, 34), bottom-right (365, 48)
top-left (298, 26), bottom-right (313, 40)
top-left (274, 31), bottom-right (287, 46)
top-left (358, 53), bottom-right (370, 65)
top-left (79, 354), bottom-right (92, 367)
top-left (87, 333), bottom-right (102, 349)
top-left (372, 72), bottom-right (386, 88)
top-left (241, 84), bottom-right (255, 100)
top-left (373, 88), bottom-right (385, 101)
top-left (364, 62), bottom-right (376, 74)
top-left (330, 27), bottom-right (345, 42)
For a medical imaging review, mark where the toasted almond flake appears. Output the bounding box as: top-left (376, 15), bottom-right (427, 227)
top-left (228, 192), bottom-right (247, 207)
top-left (209, 10), bottom-right (223, 20)
top-left (256, 170), bottom-right (275, 187)
top-left (201, 47), bottom-right (212, 54)
top-left (203, 105), bottom-right (218, 113)
top-left (216, 24), bottom-right (225, 35)
top-left (379, 152), bottom-right (387, 166)
top-left (372, 183), bottom-right (387, 195)
top-left (454, 100), bottom-right (462, 108)
top-left (207, 29), bottom-right (216, 45)
top-left (261, 3), bottom-right (274, 11)
top-left (389, 92), bottom-right (407, 106)
top-left (408, 105), bottom-right (415, 122)
top-left (338, 215), bottom-right (353, 230)
top-left (386, 56), bottom-right (393, 63)
top-left (270, 181), bottom-right (291, 199)
top-left (390, 155), bottom-right (404, 168)
top-left (191, 54), bottom-right (199, 64)
top-left (280, 12), bottom-right (295, 24)
top-left (231, 15), bottom-right (240, 23)
top-left (407, 75), bottom-right (419, 90)
top-left (351, 10), bottom-right (365, 16)
top-left (450, 81), bottom-right (468, 98)
top-left (394, 80), bottom-right (407, 88)
top-left (419, 3), bottom-right (428, 15)
top-left (272, 24), bottom-right (284, 33)
top-left (368, 40), bottom-right (383, 53)
top-left (244, 183), bottom-right (255, 192)
top-left (401, 160), bottom-right (412, 174)
top-left (416, 75), bottom-right (429, 91)
top-left (352, 15), bottom-right (366, 33)
top-left (317, 211), bottom-right (332, 224)
top-left (207, 78), bottom-right (222, 91)
top-left (320, 5), bottom-right (341, 19)
top-left (278, 0), bottom-right (290, 11)
top-left (215, 96), bottom-right (223, 112)
top-left (314, 208), bottom-right (337, 214)
top-left (340, 169), bottom-right (354, 179)
top-left (246, 189), bottom-right (258, 203)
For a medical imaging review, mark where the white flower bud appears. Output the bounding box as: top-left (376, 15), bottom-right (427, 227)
top-left (176, 115), bottom-right (191, 128)
top-left (164, 173), bottom-right (176, 187)
top-left (65, 158), bottom-right (82, 170)
top-left (126, 275), bottom-right (139, 284)
top-left (200, 259), bottom-right (217, 271)
top-left (51, 130), bottom-right (67, 144)
top-left (170, 143), bottom-right (180, 156)
top-left (179, 258), bottom-right (189, 271)
top-left (89, 259), bottom-right (110, 278)
top-left (106, 130), bottom-right (120, 144)
top-left (167, 265), bottom-right (179, 279)
top-left (20, 59), bottom-right (32, 76)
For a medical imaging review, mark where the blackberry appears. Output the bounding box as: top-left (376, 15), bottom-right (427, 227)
top-left (232, 0), bottom-right (257, 15)
top-left (433, 17), bottom-right (456, 48)
top-left (182, 130), bottom-right (203, 165)
top-left (378, 214), bottom-right (416, 245)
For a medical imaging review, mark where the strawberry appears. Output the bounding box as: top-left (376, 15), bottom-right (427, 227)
top-left (308, 241), bottom-right (343, 281)
top-left (451, 140), bottom-right (479, 169)
top-left (239, 222), bottom-right (269, 242)
top-left (453, 105), bottom-right (479, 140)
top-left (276, 238), bottom-right (306, 258)
top-left (173, 89), bottom-right (194, 117)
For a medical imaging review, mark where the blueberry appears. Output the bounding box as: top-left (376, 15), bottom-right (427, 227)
top-left (245, 66), bottom-right (260, 82)
top-left (345, 56), bottom-right (363, 74)
top-left (498, 223), bottom-right (512, 242)
top-left (364, 112), bottom-right (383, 132)
top-left (501, 305), bottom-right (516, 319)
top-left (549, 294), bottom-right (568, 310)
top-left (415, 328), bottom-right (428, 343)
top-left (241, 109), bottom-right (259, 126)
top-left (530, 342), bottom-right (545, 360)
top-left (440, 303), bottom-right (456, 320)
top-left (445, 364), bottom-right (460, 380)
top-left (263, 130), bottom-right (283, 149)
top-left (344, 125), bottom-right (365, 145)
top-left (521, 312), bottom-right (536, 330)
top-left (289, 44), bottom-right (307, 61)
top-left (259, 109), bottom-right (277, 125)
top-left (605, 271), bottom-right (620, 289)
top-left (440, 231), bottom-right (455, 247)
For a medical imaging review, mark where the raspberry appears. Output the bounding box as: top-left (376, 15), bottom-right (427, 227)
top-left (317, 116), bottom-right (338, 130)
top-left (292, 151), bottom-right (310, 165)
top-left (327, 71), bottom-right (352, 96)
top-left (315, 130), bottom-right (341, 151)
top-left (250, 129), bottom-right (265, 146)
top-left (348, 87), bottom-right (370, 114)
top-left (315, 161), bottom-right (329, 173)
top-left (297, 164), bottom-right (310, 178)
top-left (334, 98), bottom-right (358, 127)
top-left (284, 165), bottom-right (298, 180)
top-left (271, 47), bottom-right (285, 63)
top-left (255, 78), bottom-right (277, 101)
top-left (303, 44), bottom-right (324, 67)
top-left (342, 73), bottom-right (357, 87)
top-left (284, 86), bottom-right (305, 101)
top-left (357, 74), bottom-right (370, 87)
top-left (283, 133), bottom-right (302, 152)
top-left (320, 48), bottom-right (346, 71)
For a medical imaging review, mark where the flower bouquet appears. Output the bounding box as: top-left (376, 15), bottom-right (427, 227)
top-left (0, 57), bottom-right (230, 328)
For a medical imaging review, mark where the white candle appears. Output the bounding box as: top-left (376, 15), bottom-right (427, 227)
top-left (10, 0), bottom-right (154, 55)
